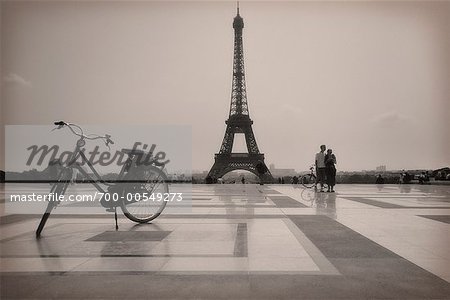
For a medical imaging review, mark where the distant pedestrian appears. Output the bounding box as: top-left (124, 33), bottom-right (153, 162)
top-left (241, 177), bottom-right (245, 184)
top-left (376, 174), bottom-right (385, 184)
top-left (404, 172), bottom-right (411, 184)
top-left (399, 171), bottom-right (404, 184)
top-left (315, 145), bottom-right (327, 192)
top-left (418, 172), bottom-right (429, 184)
top-left (324, 148), bottom-right (337, 192)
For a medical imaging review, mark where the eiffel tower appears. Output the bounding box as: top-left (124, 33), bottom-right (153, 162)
top-left (207, 4), bottom-right (273, 183)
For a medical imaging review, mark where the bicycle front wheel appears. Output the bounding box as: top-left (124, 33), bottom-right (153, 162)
top-left (121, 166), bottom-right (169, 223)
top-left (301, 174), bottom-right (316, 189)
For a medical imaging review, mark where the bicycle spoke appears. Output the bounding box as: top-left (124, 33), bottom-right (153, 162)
top-left (121, 166), bottom-right (168, 223)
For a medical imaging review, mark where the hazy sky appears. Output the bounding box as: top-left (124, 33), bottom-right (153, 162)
top-left (1, 1), bottom-right (449, 172)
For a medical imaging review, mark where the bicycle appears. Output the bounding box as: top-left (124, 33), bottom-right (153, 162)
top-left (36, 121), bottom-right (169, 238)
top-left (300, 165), bottom-right (328, 191)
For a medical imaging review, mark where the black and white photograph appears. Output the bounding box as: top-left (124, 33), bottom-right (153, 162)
top-left (1, 0), bottom-right (449, 299)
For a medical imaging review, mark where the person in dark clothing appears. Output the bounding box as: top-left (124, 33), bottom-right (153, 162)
top-left (376, 174), bottom-right (385, 184)
top-left (404, 172), bottom-right (411, 184)
top-left (324, 149), bottom-right (337, 192)
top-left (418, 171), bottom-right (430, 184)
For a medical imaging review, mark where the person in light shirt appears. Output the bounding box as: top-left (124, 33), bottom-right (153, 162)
top-left (315, 145), bottom-right (327, 192)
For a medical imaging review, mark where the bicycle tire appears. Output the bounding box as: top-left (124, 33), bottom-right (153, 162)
top-left (301, 174), bottom-right (316, 188)
top-left (121, 166), bottom-right (169, 223)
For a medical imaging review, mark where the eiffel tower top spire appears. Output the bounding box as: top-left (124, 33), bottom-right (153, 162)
top-left (233, 2), bottom-right (244, 32)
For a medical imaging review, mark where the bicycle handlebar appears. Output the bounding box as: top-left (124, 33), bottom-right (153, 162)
top-left (53, 120), bottom-right (114, 148)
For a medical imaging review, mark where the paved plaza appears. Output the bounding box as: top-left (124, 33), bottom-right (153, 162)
top-left (1, 183), bottom-right (450, 299)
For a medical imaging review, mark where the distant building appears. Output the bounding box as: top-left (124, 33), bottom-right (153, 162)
top-left (376, 165), bottom-right (387, 172)
top-left (269, 164), bottom-right (297, 177)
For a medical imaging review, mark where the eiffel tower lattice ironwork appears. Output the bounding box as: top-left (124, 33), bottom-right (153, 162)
top-left (207, 4), bottom-right (273, 183)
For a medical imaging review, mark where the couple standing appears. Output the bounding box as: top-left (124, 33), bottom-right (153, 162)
top-left (315, 144), bottom-right (337, 192)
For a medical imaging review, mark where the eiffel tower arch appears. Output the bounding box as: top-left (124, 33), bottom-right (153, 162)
top-left (207, 4), bottom-right (273, 183)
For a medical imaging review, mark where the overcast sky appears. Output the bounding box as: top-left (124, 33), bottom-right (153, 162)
top-left (1, 1), bottom-right (449, 172)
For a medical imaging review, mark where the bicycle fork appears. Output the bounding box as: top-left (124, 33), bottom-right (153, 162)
top-left (114, 207), bottom-right (119, 231)
top-left (36, 182), bottom-right (69, 238)
top-left (36, 202), bottom-right (55, 238)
